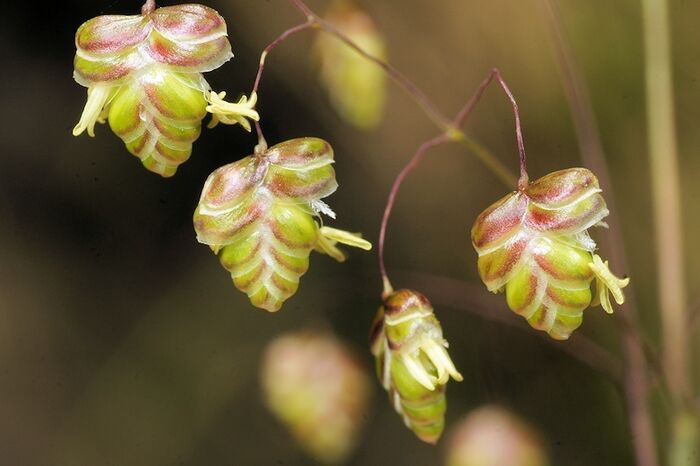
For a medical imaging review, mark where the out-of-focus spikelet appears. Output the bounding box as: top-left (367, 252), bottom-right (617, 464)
top-left (261, 331), bottom-right (371, 464)
top-left (313, 0), bottom-right (387, 129)
top-left (446, 406), bottom-right (549, 466)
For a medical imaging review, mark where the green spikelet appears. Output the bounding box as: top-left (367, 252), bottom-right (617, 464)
top-left (194, 137), bottom-right (369, 312)
top-left (471, 168), bottom-right (630, 339)
top-left (261, 331), bottom-right (371, 463)
top-left (72, 4), bottom-right (233, 176)
top-left (370, 289), bottom-right (462, 443)
top-left (313, 0), bottom-right (387, 129)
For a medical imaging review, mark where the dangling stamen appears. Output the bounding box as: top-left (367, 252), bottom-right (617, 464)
top-left (422, 338), bottom-right (463, 384)
top-left (315, 226), bottom-right (372, 262)
top-left (206, 90), bottom-right (260, 131)
top-left (589, 254), bottom-right (630, 314)
top-left (72, 83), bottom-right (114, 137)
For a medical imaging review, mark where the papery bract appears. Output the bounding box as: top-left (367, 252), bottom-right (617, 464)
top-left (261, 331), bottom-right (371, 464)
top-left (471, 168), bottom-right (629, 340)
top-left (370, 289), bottom-right (462, 444)
top-left (193, 137), bottom-right (370, 312)
top-left (72, 4), bottom-right (234, 177)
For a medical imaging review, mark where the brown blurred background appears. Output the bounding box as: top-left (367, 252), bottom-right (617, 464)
top-left (1, 0), bottom-right (699, 464)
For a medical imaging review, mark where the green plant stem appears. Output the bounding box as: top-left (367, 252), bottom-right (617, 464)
top-left (641, 0), bottom-right (698, 463)
top-left (641, 0), bottom-right (691, 405)
top-left (540, 2), bottom-right (659, 465)
top-left (283, 0), bottom-right (516, 188)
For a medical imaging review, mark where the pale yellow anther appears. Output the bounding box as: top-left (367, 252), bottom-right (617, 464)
top-left (314, 226), bottom-right (372, 262)
top-left (206, 90), bottom-right (260, 131)
top-left (422, 339), bottom-right (463, 384)
top-left (589, 254), bottom-right (630, 314)
top-left (401, 354), bottom-right (436, 391)
top-left (73, 83), bottom-right (114, 137)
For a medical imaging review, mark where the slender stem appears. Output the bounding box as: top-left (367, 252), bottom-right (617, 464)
top-left (378, 68), bottom-right (527, 288)
top-left (280, 0), bottom-right (519, 190)
top-left (494, 73), bottom-right (529, 189)
top-left (641, 0), bottom-right (690, 406)
top-left (252, 21), bottom-right (314, 95)
top-left (453, 68), bottom-right (529, 189)
top-left (541, 2), bottom-right (659, 464)
top-left (141, 0), bottom-right (155, 15)
top-left (252, 21), bottom-right (314, 143)
top-left (378, 134), bottom-right (451, 292)
top-left (287, 0), bottom-right (314, 18)
top-left (305, 14), bottom-right (452, 131)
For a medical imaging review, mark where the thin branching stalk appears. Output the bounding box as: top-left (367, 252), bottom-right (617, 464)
top-left (378, 68), bottom-right (527, 293)
top-left (541, 2), bottom-right (659, 464)
top-left (377, 134), bottom-right (451, 295)
top-left (252, 21), bottom-right (314, 95)
top-left (282, 0), bottom-right (515, 188)
top-left (251, 21), bottom-right (314, 143)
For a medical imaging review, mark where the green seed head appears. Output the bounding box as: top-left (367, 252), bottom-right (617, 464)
top-left (471, 168), bottom-right (629, 339)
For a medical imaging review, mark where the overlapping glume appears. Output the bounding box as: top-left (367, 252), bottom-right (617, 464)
top-left (73, 4), bottom-right (232, 176)
top-left (370, 289), bottom-right (462, 444)
top-left (193, 138), bottom-right (341, 312)
top-left (471, 167), bottom-right (626, 340)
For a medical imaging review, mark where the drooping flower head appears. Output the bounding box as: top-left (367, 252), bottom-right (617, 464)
top-left (72, 3), bottom-right (257, 176)
top-left (370, 289), bottom-right (463, 444)
top-left (193, 137), bottom-right (371, 312)
top-left (261, 331), bottom-right (371, 464)
top-left (471, 168), bottom-right (629, 340)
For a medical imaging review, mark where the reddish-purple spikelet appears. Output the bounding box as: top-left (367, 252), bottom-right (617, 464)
top-left (266, 139), bottom-right (334, 168)
top-left (76, 16), bottom-right (150, 54)
top-left (471, 194), bottom-right (527, 250)
top-left (74, 4), bottom-right (232, 85)
top-left (152, 4), bottom-right (226, 40)
top-left (527, 167), bottom-right (597, 207)
top-left (200, 159), bottom-right (259, 211)
top-left (383, 289), bottom-right (430, 317)
top-left (481, 237), bottom-right (527, 283)
top-left (268, 175), bottom-right (336, 201)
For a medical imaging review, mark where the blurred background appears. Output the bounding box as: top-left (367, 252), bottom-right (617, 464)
top-left (1, 0), bottom-right (698, 464)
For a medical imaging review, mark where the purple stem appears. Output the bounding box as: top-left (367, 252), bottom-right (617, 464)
top-left (141, 0), bottom-right (155, 15)
top-left (251, 21), bottom-right (314, 145)
top-left (378, 68), bottom-right (529, 288)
